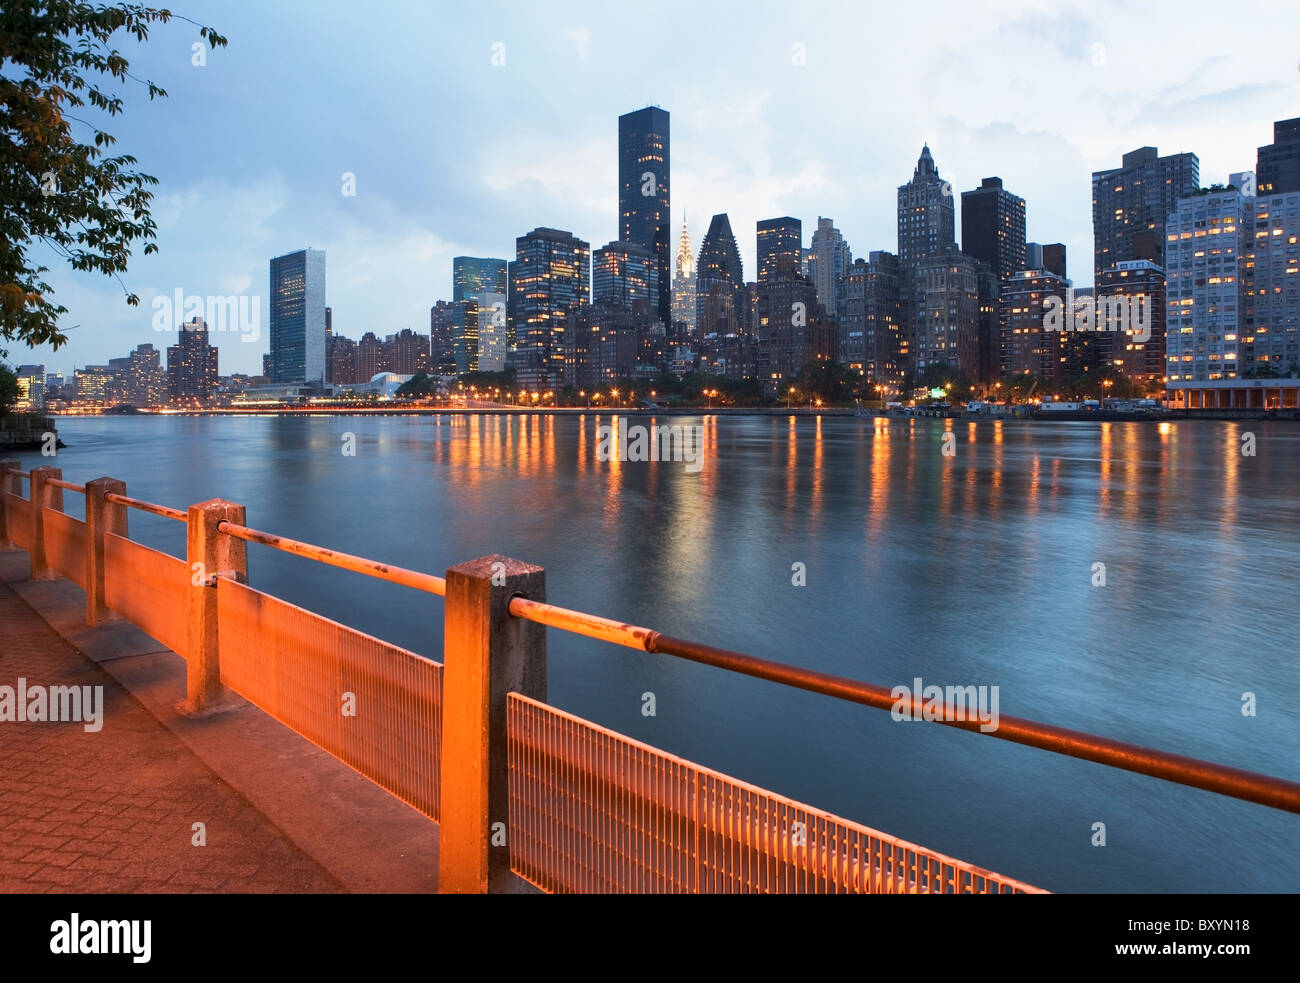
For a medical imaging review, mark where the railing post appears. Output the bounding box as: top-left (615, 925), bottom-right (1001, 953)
top-left (183, 499), bottom-right (246, 713)
top-left (0, 461), bottom-right (19, 549)
top-left (84, 478), bottom-right (128, 626)
top-left (29, 466), bottom-right (62, 580)
top-left (439, 554), bottom-right (546, 894)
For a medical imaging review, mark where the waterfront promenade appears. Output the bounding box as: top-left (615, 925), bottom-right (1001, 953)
top-left (0, 549), bottom-right (438, 893)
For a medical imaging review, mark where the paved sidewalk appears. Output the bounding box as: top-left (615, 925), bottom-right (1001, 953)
top-left (0, 580), bottom-right (344, 894)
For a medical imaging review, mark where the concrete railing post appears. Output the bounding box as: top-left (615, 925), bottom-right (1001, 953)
top-left (0, 461), bottom-right (19, 549)
top-left (84, 478), bottom-right (128, 626)
top-left (439, 555), bottom-right (546, 894)
top-left (183, 499), bottom-right (247, 713)
top-left (29, 466), bottom-right (63, 580)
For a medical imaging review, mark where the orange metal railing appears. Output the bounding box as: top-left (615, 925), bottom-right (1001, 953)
top-left (506, 597), bottom-right (1300, 815)
top-left (104, 491), bottom-right (185, 522)
top-left (4, 466), bottom-right (1298, 893)
top-left (216, 520), bottom-right (446, 595)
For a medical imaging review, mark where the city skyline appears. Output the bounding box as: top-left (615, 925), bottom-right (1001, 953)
top-left (10, 0), bottom-right (1300, 377)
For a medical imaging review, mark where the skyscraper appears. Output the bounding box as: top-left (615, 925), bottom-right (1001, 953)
top-left (1098, 260), bottom-right (1165, 384)
top-left (839, 252), bottom-right (905, 387)
top-left (752, 274), bottom-right (835, 396)
top-left (453, 257), bottom-right (508, 302)
top-left (757, 217), bottom-right (803, 282)
top-left (1243, 188), bottom-right (1300, 376)
top-left (511, 227), bottom-right (590, 389)
top-left (897, 146), bottom-right (955, 267)
top-left (452, 257), bottom-right (508, 375)
top-left (1000, 270), bottom-right (1069, 383)
top-left (961, 177), bottom-right (1026, 280)
top-left (909, 250), bottom-right (981, 379)
top-left (269, 248), bottom-right (326, 383)
top-left (1164, 187), bottom-right (1249, 384)
top-left (618, 106), bottom-right (671, 324)
top-left (167, 317), bottom-right (219, 404)
top-left (1092, 146), bottom-right (1199, 282)
top-left (695, 214), bottom-right (744, 336)
top-left (672, 218), bottom-right (697, 336)
top-left (593, 241), bottom-right (659, 310)
top-left (1257, 118), bottom-right (1300, 196)
top-left (807, 217), bottom-right (852, 319)
top-left (429, 301), bottom-right (456, 375)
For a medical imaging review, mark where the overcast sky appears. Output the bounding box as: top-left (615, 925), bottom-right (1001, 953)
top-left (16, 0), bottom-right (1300, 376)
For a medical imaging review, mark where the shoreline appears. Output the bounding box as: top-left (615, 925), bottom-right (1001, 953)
top-left (44, 405), bottom-right (1300, 422)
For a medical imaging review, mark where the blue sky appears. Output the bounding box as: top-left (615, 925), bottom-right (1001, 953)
top-left (16, 0), bottom-right (1300, 376)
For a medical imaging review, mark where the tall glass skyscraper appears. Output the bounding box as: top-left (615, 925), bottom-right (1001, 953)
top-left (511, 227), bottom-right (590, 387)
top-left (618, 106), bottom-right (671, 325)
top-left (452, 256), bottom-right (508, 302)
top-left (452, 257), bottom-right (508, 374)
top-left (269, 248), bottom-right (326, 383)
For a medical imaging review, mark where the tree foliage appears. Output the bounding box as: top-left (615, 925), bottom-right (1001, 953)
top-left (0, 2), bottom-right (226, 354)
top-left (0, 363), bottom-right (18, 414)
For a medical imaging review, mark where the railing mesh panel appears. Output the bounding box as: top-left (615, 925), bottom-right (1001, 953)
top-left (507, 695), bottom-right (1046, 894)
top-left (216, 578), bottom-right (441, 821)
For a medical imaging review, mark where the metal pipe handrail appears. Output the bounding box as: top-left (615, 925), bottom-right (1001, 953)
top-left (216, 520), bottom-right (447, 596)
top-left (46, 478), bottom-right (85, 494)
top-left (507, 595), bottom-right (1300, 815)
top-left (103, 492), bottom-right (186, 522)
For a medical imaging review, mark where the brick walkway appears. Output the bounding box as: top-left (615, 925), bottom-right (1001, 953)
top-left (0, 581), bottom-right (344, 893)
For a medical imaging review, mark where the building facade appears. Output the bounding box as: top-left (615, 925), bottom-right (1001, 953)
top-left (593, 241), bottom-right (659, 311)
top-left (511, 227), bottom-right (590, 389)
top-left (961, 177), bottom-right (1026, 281)
top-left (839, 252), bottom-right (905, 388)
top-left (1092, 147), bottom-right (1199, 282)
top-left (757, 217), bottom-right (803, 282)
top-left (807, 216), bottom-right (851, 320)
top-left (269, 248), bottom-right (326, 383)
top-left (1243, 189), bottom-right (1300, 376)
top-left (1257, 117), bottom-right (1300, 196)
top-left (695, 213), bottom-right (745, 337)
top-left (167, 317), bottom-right (219, 404)
top-left (897, 146), bottom-right (955, 268)
top-left (1164, 187), bottom-right (1249, 385)
top-left (1097, 260), bottom-right (1165, 385)
top-left (672, 218), bottom-right (697, 338)
top-left (1000, 270), bottom-right (1069, 383)
top-left (909, 250), bottom-right (980, 379)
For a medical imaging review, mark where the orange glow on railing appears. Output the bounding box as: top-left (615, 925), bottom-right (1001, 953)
top-left (217, 520), bottom-right (446, 595)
